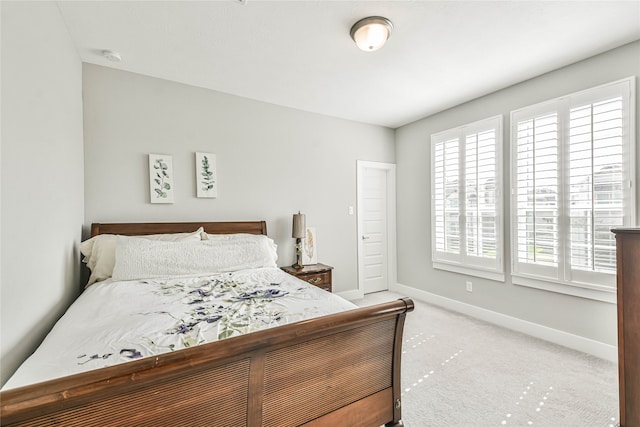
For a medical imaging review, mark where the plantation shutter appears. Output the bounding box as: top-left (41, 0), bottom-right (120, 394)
top-left (433, 136), bottom-right (460, 257)
top-left (432, 115), bottom-right (503, 280)
top-left (568, 95), bottom-right (626, 275)
top-left (513, 111), bottom-right (559, 275)
top-left (511, 77), bottom-right (634, 294)
top-left (465, 129), bottom-right (498, 260)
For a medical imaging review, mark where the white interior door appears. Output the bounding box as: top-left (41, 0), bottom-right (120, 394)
top-left (357, 161), bottom-right (396, 295)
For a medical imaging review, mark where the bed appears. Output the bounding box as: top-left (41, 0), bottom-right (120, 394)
top-left (0, 221), bottom-right (414, 427)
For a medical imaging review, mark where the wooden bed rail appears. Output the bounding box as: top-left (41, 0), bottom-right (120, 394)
top-left (1, 298), bottom-right (414, 427)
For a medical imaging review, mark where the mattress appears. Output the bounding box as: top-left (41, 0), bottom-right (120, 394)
top-left (3, 267), bottom-right (356, 389)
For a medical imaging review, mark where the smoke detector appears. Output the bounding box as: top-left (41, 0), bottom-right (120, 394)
top-left (102, 50), bottom-right (122, 62)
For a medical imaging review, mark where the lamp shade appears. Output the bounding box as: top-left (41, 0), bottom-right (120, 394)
top-left (350, 16), bottom-right (393, 52)
top-left (292, 212), bottom-right (306, 238)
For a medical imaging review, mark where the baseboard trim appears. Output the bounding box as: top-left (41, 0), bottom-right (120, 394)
top-left (390, 282), bottom-right (617, 362)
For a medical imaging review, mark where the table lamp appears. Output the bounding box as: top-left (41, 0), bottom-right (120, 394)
top-left (292, 212), bottom-right (306, 269)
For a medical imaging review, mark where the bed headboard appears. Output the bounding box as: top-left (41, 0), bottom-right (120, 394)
top-left (90, 221), bottom-right (267, 237)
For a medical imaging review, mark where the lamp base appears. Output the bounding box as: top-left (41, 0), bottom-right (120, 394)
top-left (292, 238), bottom-right (303, 269)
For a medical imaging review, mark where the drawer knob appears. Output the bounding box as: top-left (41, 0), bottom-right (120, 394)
top-left (309, 277), bottom-right (322, 284)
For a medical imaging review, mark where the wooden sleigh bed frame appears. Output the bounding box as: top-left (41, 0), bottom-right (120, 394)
top-left (1, 221), bottom-right (414, 427)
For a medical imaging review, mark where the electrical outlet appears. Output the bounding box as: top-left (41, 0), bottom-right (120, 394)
top-left (466, 281), bottom-right (473, 292)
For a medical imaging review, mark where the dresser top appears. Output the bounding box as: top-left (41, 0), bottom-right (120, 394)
top-left (612, 228), bottom-right (640, 235)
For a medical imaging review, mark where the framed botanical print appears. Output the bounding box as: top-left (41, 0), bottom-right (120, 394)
top-left (196, 152), bottom-right (217, 198)
top-left (302, 227), bottom-right (317, 265)
top-left (149, 154), bottom-right (174, 203)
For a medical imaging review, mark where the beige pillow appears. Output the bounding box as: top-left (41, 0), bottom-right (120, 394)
top-left (81, 227), bottom-right (203, 286)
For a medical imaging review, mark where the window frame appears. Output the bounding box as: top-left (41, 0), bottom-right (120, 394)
top-left (431, 115), bottom-right (505, 282)
top-left (509, 77), bottom-right (635, 303)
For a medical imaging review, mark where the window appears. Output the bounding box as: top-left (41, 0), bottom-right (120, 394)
top-left (431, 115), bottom-right (504, 281)
top-left (511, 78), bottom-right (635, 300)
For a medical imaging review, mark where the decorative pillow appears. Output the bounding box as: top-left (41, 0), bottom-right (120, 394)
top-left (80, 228), bottom-right (203, 286)
top-left (111, 234), bottom-right (278, 281)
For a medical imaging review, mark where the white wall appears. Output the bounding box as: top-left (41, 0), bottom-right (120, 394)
top-left (395, 41), bottom-right (640, 348)
top-left (1, 1), bottom-right (84, 386)
top-left (82, 64), bottom-right (395, 294)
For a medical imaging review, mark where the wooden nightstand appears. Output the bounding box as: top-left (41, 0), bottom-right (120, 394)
top-left (281, 263), bottom-right (333, 292)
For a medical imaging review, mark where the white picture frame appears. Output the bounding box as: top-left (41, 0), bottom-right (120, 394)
top-left (149, 154), bottom-right (174, 204)
top-left (302, 227), bottom-right (317, 265)
top-left (196, 152), bottom-right (217, 198)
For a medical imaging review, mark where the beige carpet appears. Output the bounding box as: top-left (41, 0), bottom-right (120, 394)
top-left (353, 291), bottom-right (619, 427)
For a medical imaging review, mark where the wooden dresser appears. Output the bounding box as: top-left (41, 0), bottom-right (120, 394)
top-left (613, 228), bottom-right (640, 427)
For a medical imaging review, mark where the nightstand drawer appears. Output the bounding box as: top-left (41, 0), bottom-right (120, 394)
top-left (299, 272), bottom-right (330, 286)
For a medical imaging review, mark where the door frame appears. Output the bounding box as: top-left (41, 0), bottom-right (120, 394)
top-left (356, 160), bottom-right (397, 297)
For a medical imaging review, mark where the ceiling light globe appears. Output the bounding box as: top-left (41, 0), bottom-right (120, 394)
top-left (350, 17), bottom-right (393, 52)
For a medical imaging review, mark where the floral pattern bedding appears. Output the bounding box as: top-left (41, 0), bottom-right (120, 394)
top-left (3, 267), bottom-right (356, 389)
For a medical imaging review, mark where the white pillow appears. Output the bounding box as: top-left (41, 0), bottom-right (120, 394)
top-left (81, 228), bottom-right (203, 286)
top-left (111, 234), bottom-right (278, 281)
top-left (202, 233), bottom-right (278, 259)
top-left (201, 232), bottom-right (260, 241)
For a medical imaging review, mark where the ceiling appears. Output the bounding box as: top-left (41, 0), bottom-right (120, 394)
top-left (56, 1), bottom-right (640, 129)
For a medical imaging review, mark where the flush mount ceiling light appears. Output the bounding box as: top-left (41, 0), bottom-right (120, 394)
top-left (350, 16), bottom-right (393, 52)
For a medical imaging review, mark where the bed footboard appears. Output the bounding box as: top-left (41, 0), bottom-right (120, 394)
top-left (1, 298), bottom-right (413, 427)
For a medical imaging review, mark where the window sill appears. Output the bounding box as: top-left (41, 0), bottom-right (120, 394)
top-left (433, 262), bottom-right (505, 282)
top-left (511, 274), bottom-right (616, 303)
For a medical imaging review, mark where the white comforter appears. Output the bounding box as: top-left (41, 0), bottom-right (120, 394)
top-left (3, 267), bottom-right (356, 389)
